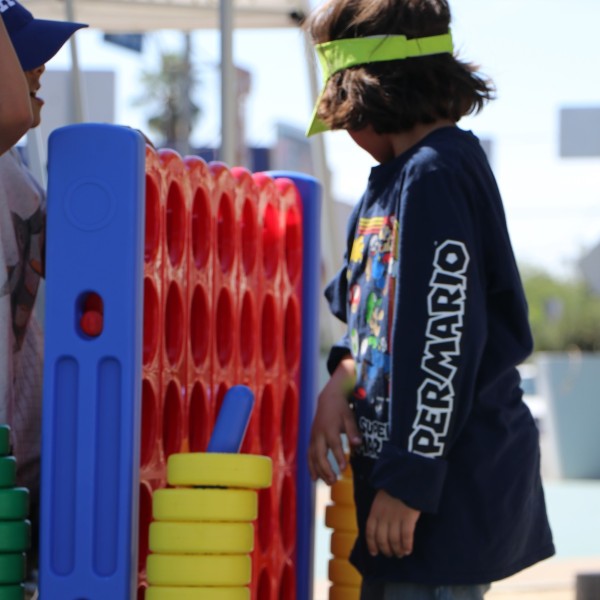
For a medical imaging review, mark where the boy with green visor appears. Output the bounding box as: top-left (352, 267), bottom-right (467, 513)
top-left (307, 31), bottom-right (454, 136)
top-left (305, 1), bottom-right (555, 599)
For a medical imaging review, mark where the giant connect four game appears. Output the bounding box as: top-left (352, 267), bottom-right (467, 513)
top-left (37, 124), bottom-right (321, 600)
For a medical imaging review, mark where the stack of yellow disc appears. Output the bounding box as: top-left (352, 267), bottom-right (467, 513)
top-left (146, 453), bottom-right (272, 600)
top-left (326, 462), bottom-right (360, 600)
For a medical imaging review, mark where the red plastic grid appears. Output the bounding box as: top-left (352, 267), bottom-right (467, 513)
top-left (276, 177), bottom-right (303, 293)
top-left (137, 155), bottom-right (303, 600)
top-left (137, 480), bottom-right (154, 574)
top-left (187, 379), bottom-right (212, 453)
top-left (231, 167), bottom-right (259, 385)
top-left (185, 155), bottom-right (214, 452)
top-left (249, 173), bottom-right (301, 600)
top-left (253, 463), bottom-right (298, 600)
top-left (139, 147), bottom-right (167, 587)
top-left (142, 146), bottom-right (164, 377)
top-left (209, 162), bottom-right (239, 446)
top-left (186, 157), bottom-right (213, 367)
top-left (140, 376), bottom-right (160, 475)
top-left (159, 150), bottom-right (191, 473)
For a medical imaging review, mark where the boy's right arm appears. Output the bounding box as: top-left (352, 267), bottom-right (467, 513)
top-left (308, 355), bottom-right (362, 485)
top-left (0, 15), bottom-right (33, 156)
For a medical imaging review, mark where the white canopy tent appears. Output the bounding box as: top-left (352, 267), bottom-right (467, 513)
top-left (23, 0), bottom-right (311, 164)
top-left (24, 0), bottom-right (310, 153)
top-left (24, 0), bottom-right (307, 31)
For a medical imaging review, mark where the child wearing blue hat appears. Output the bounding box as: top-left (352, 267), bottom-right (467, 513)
top-left (1, 0), bottom-right (87, 130)
top-left (1, 0), bottom-right (87, 71)
top-left (0, 11), bottom-right (32, 154)
top-left (0, 0), bottom-right (86, 591)
top-left (306, 0), bottom-right (555, 598)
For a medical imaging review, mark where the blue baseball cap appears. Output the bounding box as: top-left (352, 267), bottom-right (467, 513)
top-left (1, 0), bottom-right (87, 71)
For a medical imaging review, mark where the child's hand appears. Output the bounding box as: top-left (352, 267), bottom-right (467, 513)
top-left (308, 357), bottom-right (361, 485)
top-left (366, 490), bottom-right (421, 558)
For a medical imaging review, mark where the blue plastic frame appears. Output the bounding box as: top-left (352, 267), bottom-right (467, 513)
top-left (40, 124), bottom-right (145, 599)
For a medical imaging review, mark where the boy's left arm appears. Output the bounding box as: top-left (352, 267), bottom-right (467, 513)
top-left (366, 489), bottom-right (421, 558)
top-left (368, 168), bottom-right (488, 550)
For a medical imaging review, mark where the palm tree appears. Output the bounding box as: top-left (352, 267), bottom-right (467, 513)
top-left (135, 36), bottom-right (201, 154)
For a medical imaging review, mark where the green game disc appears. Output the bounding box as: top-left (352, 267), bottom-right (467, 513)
top-left (0, 426), bottom-right (10, 457)
top-left (0, 521), bottom-right (30, 553)
top-left (0, 583), bottom-right (25, 600)
top-left (0, 554), bottom-right (25, 585)
top-left (0, 489), bottom-right (29, 521)
top-left (0, 457), bottom-right (16, 489)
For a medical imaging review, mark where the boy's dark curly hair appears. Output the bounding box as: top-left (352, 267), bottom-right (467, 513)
top-left (306, 0), bottom-right (495, 133)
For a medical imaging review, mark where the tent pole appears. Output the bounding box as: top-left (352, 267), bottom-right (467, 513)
top-left (220, 0), bottom-right (236, 165)
top-left (64, 0), bottom-right (86, 123)
top-left (301, 17), bottom-right (345, 346)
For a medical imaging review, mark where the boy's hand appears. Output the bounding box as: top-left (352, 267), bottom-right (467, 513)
top-left (366, 490), bottom-right (421, 558)
top-left (308, 357), bottom-right (361, 485)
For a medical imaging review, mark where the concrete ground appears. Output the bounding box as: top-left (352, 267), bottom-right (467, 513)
top-left (487, 556), bottom-right (600, 599)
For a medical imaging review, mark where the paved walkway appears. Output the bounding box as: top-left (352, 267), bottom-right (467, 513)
top-left (487, 556), bottom-right (600, 599)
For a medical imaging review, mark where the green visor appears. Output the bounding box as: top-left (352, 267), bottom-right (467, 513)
top-left (306, 32), bottom-right (454, 136)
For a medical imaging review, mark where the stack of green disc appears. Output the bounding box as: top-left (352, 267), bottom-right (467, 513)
top-left (0, 425), bottom-right (30, 600)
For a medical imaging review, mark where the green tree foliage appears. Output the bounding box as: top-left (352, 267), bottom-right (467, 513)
top-left (522, 266), bottom-right (600, 351)
top-left (135, 49), bottom-right (201, 150)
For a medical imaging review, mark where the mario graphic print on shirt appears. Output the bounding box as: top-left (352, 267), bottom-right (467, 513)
top-left (347, 214), bottom-right (397, 459)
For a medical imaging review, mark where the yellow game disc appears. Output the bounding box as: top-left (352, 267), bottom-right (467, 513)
top-left (146, 587), bottom-right (250, 600)
top-left (152, 488), bottom-right (257, 522)
top-left (328, 558), bottom-right (362, 587)
top-left (325, 504), bottom-right (358, 532)
top-left (329, 584), bottom-right (360, 600)
top-left (149, 521), bottom-right (254, 554)
top-left (341, 460), bottom-right (353, 479)
top-left (330, 530), bottom-right (356, 559)
top-left (167, 453), bottom-right (272, 489)
top-left (147, 554), bottom-right (251, 587)
top-left (331, 478), bottom-right (354, 506)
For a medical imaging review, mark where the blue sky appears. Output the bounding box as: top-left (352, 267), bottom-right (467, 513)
top-left (46, 0), bottom-right (600, 277)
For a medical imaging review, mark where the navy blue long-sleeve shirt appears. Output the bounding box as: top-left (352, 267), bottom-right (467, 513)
top-left (325, 126), bottom-right (554, 584)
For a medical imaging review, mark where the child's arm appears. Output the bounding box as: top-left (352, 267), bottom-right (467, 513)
top-left (0, 15), bottom-right (33, 155)
top-left (366, 490), bottom-right (420, 558)
top-left (365, 152), bottom-right (531, 555)
top-left (308, 355), bottom-right (362, 485)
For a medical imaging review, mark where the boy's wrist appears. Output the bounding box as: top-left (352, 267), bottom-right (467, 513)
top-left (333, 355), bottom-right (356, 391)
